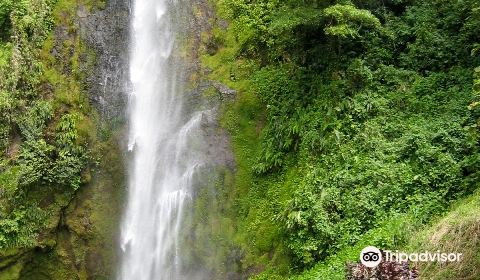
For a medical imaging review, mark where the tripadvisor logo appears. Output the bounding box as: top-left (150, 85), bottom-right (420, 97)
top-left (360, 246), bottom-right (463, 268)
top-left (360, 246), bottom-right (382, 267)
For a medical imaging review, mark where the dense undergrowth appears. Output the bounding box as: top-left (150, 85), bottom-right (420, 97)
top-left (0, 0), bottom-right (102, 261)
top-left (200, 0), bottom-right (480, 278)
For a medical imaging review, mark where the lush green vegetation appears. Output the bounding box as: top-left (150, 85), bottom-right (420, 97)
top-left (199, 0), bottom-right (480, 278)
top-left (1, 0), bottom-right (479, 278)
top-left (0, 0), bottom-right (103, 269)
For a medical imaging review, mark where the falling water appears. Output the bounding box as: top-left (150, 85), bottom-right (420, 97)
top-left (119, 0), bottom-right (203, 278)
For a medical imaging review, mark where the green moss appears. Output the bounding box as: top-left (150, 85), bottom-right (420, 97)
top-left (19, 248), bottom-right (77, 280)
top-left (0, 260), bottom-right (24, 280)
top-left (185, 171), bottom-right (239, 276)
top-left (15, 129), bottom-right (125, 279)
top-left (54, 0), bottom-right (105, 21)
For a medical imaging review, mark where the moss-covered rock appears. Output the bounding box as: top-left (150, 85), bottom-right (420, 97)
top-left (0, 0), bottom-right (127, 278)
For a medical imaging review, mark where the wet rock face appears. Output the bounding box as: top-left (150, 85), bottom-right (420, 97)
top-left (199, 108), bottom-right (236, 171)
top-left (78, 0), bottom-right (130, 121)
top-left (183, 0), bottom-right (236, 172)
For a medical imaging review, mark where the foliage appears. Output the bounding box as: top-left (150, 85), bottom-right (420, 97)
top-left (0, 0), bottom-right (93, 252)
top-left (203, 0), bottom-right (480, 277)
top-left (323, 4), bottom-right (381, 38)
top-left (17, 100), bottom-right (53, 141)
top-left (0, 0), bottom-right (12, 39)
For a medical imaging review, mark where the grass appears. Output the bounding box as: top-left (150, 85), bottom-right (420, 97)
top-left (407, 190), bottom-right (480, 279)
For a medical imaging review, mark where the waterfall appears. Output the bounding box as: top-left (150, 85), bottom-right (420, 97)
top-left (119, 0), bottom-right (203, 278)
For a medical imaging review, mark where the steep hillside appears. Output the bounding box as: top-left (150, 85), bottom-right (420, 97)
top-left (195, 0), bottom-right (480, 278)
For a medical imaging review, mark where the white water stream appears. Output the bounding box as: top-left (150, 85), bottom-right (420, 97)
top-left (119, 0), bottom-right (203, 278)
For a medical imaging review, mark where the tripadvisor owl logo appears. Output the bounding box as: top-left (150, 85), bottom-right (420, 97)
top-left (360, 246), bottom-right (382, 267)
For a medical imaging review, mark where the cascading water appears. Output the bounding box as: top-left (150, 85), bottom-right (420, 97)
top-left (119, 0), bottom-right (203, 278)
